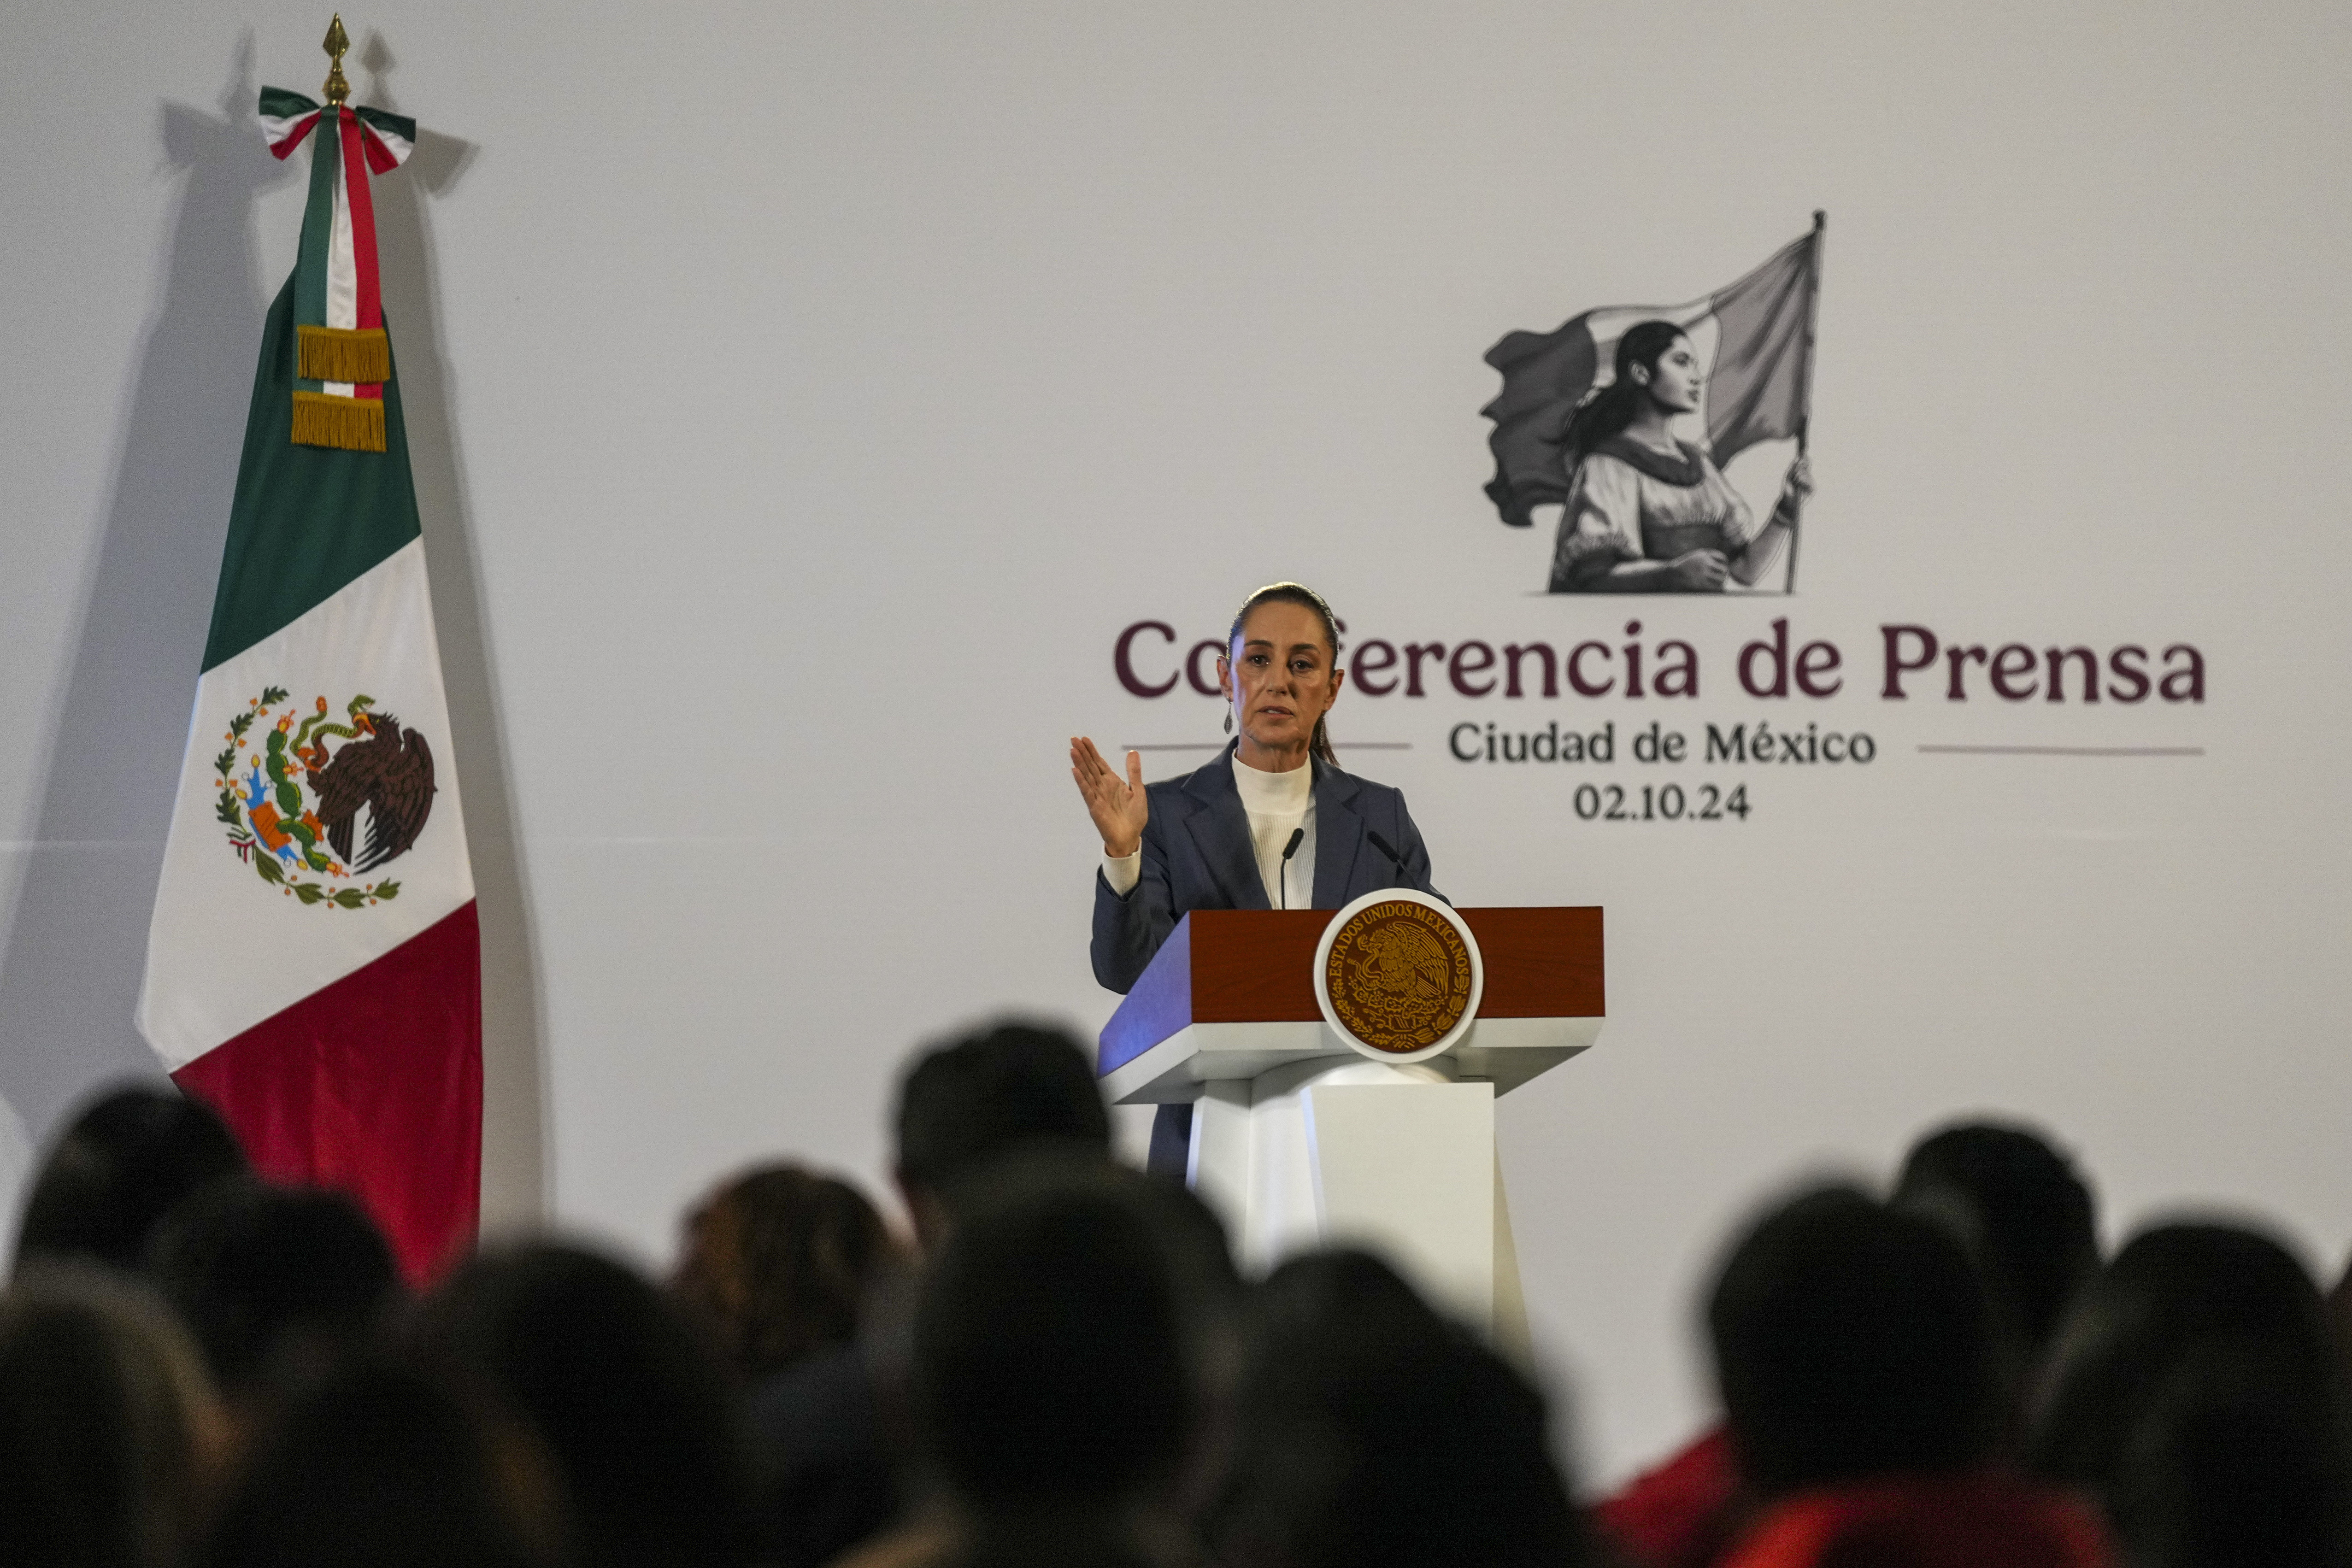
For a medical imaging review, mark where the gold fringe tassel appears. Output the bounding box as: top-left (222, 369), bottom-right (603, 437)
top-left (290, 391), bottom-right (387, 452)
top-left (296, 324), bottom-right (390, 384)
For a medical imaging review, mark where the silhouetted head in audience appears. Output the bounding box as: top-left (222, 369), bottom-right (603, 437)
top-left (2029, 1222), bottom-right (2348, 1503)
top-left (913, 1152), bottom-right (1237, 1568)
top-left (201, 1359), bottom-right (563, 1568)
top-left (1243, 1248), bottom-right (1442, 1359)
top-left (893, 1019), bottom-right (1111, 1250)
top-left (404, 1242), bottom-right (761, 1568)
top-left (1708, 1186), bottom-right (1999, 1499)
top-left (1209, 1249), bottom-right (1593, 1568)
top-left (671, 1163), bottom-right (900, 1387)
top-left (2104, 1342), bottom-right (2352, 1568)
top-left (149, 1179), bottom-right (402, 1415)
top-left (1893, 1119), bottom-right (2099, 1422)
top-left (16, 1085), bottom-right (246, 1273)
top-left (0, 1265), bottom-right (222, 1568)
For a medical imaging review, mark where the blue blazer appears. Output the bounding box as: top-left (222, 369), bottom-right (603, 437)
top-left (1090, 742), bottom-right (1442, 994)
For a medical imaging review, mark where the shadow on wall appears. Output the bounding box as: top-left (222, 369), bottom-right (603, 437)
top-left (0, 33), bottom-right (550, 1229)
top-left (358, 32), bottom-right (550, 1232)
top-left (0, 38), bottom-right (283, 1161)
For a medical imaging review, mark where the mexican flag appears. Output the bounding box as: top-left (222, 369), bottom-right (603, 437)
top-left (1480, 217), bottom-right (1824, 532)
top-left (136, 84), bottom-right (479, 1282)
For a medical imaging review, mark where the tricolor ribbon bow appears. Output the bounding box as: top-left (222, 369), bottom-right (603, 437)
top-left (258, 85), bottom-right (417, 452)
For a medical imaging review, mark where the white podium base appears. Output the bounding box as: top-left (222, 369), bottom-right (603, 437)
top-left (1186, 1056), bottom-right (1526, 1339)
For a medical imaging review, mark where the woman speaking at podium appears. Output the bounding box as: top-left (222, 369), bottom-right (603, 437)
top-left (1070, 581), bottom-right (1442, 1174)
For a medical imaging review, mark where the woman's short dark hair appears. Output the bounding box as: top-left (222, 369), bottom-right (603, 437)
top-left (1210, 1249), bottom-right (1593, 1568)
top-left (0, 1266), bottom-right (219, 1568)
top-left (911, 1155), bottom-right (1234, 1514)
top-left (1227, 582), bottom-right (1341, 767)
top-left (2028, 1221), bottom-right (2346, 1498)
top-left (1559, 319), bottom-right (1689, 466)
top-left (670, 1165), bottom-right (896, 1385)
top-left (148, 1178), bottom-right (403, 1404)
top-left (2105, 1343), bottom-right (2352, 1568)
top-left (402, 1243), bottom-right (760, 1568)
top-left (16, 1085), bottom-right (247, 1273)
top-left (893, 1020), bottom-right (1110, 1198)
top-left (1893, 1121), bottom-right (2100, 1377)
top-left (200, 1359), bottom-right (563, 1568)
top-left (1708, 1186), bottom-right (1999, 1497)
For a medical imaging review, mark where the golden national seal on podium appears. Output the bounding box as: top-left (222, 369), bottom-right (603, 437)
top-left (1315, 889), bottom-right (1483, 1062)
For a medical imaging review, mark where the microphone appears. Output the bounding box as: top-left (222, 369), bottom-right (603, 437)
top-left (1364, 828), bottom-right (1410, 885)
top-left (1280, 827), bottom-right (1305, 910)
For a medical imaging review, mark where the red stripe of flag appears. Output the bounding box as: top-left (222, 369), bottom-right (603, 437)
top-left (173, 901), bottom-right (484, 1286)
top-left (360, 124), bottom-right (402, 176)
top-left (339, 109), bottom-right (386, 401)
top-left (270, 111), bottom-right (323, 160)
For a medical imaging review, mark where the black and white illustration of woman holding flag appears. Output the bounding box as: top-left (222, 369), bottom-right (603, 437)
top-left (1480, 219), bottom-right (1825, 594)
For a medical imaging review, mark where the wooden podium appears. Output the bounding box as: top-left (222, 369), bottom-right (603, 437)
top-left (1098, 907), bottom-right (1603, 1335)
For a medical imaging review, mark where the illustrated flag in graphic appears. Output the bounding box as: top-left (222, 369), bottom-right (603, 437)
top-left (1481, 218), bottom-right (1823, 532)
top-left (137, 68), bottom-right (479, 1283)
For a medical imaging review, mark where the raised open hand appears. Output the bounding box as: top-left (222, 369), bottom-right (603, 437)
top-left (1070, 737), bottom-right (1147, 858)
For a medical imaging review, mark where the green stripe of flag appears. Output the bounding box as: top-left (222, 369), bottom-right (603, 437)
top-left (201, 276), bottom-right (420, 672)
top-left (259, 86), bottom-right (319, 120)
top-left (294, 118), bottom-right (336, 344)
top-left (355, 105), bottom-right (417, 145)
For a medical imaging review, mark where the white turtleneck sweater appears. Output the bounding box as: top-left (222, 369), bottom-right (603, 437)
top-left (1102, 753), bottom-right (1316, 909)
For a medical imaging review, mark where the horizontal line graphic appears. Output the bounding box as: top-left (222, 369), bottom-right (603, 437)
top-left (1916, 745), bottom-right (2205, 757)
top-left (1121, 743), bottom-right (1415, 752)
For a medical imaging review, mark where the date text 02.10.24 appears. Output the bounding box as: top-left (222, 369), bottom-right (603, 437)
top-left (1572, 783), bottom-right (1749, 822)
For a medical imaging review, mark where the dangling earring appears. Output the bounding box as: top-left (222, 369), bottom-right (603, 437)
top-left (1223, 710), bottom-right (1234, 734)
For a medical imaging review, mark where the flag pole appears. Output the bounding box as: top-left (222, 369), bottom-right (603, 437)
top-left (1784, 209), bottom-right (1825, 594)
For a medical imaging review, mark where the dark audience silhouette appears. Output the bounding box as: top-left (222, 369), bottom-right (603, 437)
top-left (2, 1049), bottom-right (2345, 1568)
top-left (0, 1263), bottom-right (220, 1568)
top-left (1208, 1249), bottom-right (1597, 1568)
top-left (199, 1358), bottom-right (564, 1568)
top-left (15, 1086), bottom-right (245, 1274)
top-left (910, 1155), bottom-right (1230, 1568)
top-left (1701, 1186), bottom-right (2108, 1568)
top-left (1600, 1118), bottom-right (2109, 1568)
top-left (2029, 1222), bottom-right (2352, 1568)
top-left (150, 1177), bottom-right (403, 1419)
top-left (404, 1242), bottom-right (762, 1568)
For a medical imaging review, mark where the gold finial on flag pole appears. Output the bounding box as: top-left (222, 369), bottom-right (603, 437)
top-left (322, 14), bottom-right (352, 107)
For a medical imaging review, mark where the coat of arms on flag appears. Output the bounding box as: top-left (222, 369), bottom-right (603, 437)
top-left (212, 688), bottom-right (435, 903)
top-left (137, 18), bottom-right (480, 1283)
top-left (1481, 217), bottom-right (1825, 594)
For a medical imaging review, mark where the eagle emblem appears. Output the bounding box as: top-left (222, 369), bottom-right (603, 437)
top-left (1322, 899), bottom-right (1475, 1053)
top-left (211, 688), bottom-right (433, 909)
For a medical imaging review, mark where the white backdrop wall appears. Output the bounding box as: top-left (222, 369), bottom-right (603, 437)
top-left (6, 0), bottom-right (2351, 1484)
